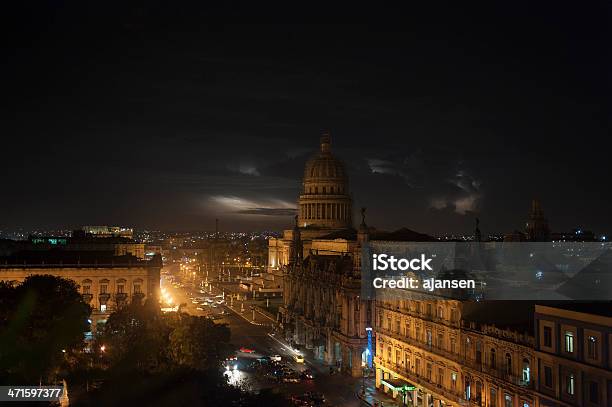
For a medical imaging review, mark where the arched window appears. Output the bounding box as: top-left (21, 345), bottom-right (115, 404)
top-left (505, 353), bottom-right (512, 374)
top-left (522, 358), bottom-right (530, 383)
top-left (475, 381), bottom-right (483, 403)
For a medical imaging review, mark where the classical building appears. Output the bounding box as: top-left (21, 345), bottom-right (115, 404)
top-left (375, 300), bottom-right (537, 407)
top-left (0, 250), bottom-right (162, 331)
top-left (267, 131), bottom-right (353, 273)
top-left (274, 132), bottom-right (372, 377)
top-left (534, 304), bottom-right (612, 406)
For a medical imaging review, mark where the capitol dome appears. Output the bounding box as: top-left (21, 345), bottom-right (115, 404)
top-left (298, 132), bottom-right (352, 229)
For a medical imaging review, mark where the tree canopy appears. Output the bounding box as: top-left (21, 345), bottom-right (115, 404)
top-left (0, 275), bottom-right (91, 384)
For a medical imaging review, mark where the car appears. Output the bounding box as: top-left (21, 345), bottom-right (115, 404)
top-left (270, 354), bottom-right (282, 362)
top-left (293, 354), bottom-right (305, 363)
top-left (239, 347), bottom-right (255, 353)
top-left (300, 368), bottom-right (314, 379)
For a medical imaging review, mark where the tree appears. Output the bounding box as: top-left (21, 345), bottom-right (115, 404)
top-left (167, 314), bottom-right (232, 370)
top-left (0, 275), bottom-right (91, 383)
top-left (99, 300), bottom-right (170, 372)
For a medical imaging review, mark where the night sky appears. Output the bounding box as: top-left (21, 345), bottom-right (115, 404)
top-left (2, 2), bottom-right (610, 235)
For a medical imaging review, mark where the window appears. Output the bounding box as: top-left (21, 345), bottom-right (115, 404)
top-left (416, 326), bottom-right (421, 341)
top-left (450, 337), bottom-right (456, 354)
top-left (117, 284), bottom-right (124, 294)
top-left (438, 368), bottom-right (444, 385)
top-left (543, 326), bottom-right (552, 347)
top-left (415, 302), bottom-right (421, 314)
top-left (566, 374), bottom-right (575, 395)
top-left (427, 330), bottom-right (432, 346)
top-left (405, 320), bottom-right (410, 337)
top-left (426, 363), bottom-right (432, 380)
top-left (415, 358), bottom-right (421, 375)
top-left (589, 381), bottom-right (599, 404)
top-left (396, 319), bottom-right (401, 333)
top-left (451, 372), bottom-right (457, 390)
top-left (504, 394), bottom-right (512, 407)
top-left (83, 285), bottom-right (91, 294)
top-left (396, 349), bottom-right (401, 364)
top-left (437, 306), bottom-right (443, 319)
top-left (134, 284), bottom-right (141, 294)
top-left (490, 388), bottom-right (497, 407)
top-left (544, 366), bottom-right (553, 387)
top-left (437, 333), bottom-right (444, 349)
top-left (427, 303), bottom-right (433, 316)
top-left (451, 309), bottom-right (458, 322)
top-left (387, 317), bottom-right (392, 331)
top-left (386, 347), bottom-right (391, 362)
top-left (100, 284), bottom-right (107, 294)
top-left (564, 331), bottom-right (574, 353)
top-left (505, 353), bottom-right (512, 374)
top-left (475, 381), bottom-right (482, 403)
top-left (490, 348), bottom-right (496, 368)
top-left (522, 358), bottom-right (530, 383)
top-left (587, 336), bottom-right (598, 359)
top-left (100, 304), bottom-right (107, 312)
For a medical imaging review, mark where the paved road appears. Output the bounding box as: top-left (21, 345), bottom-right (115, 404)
top-left (161, 273), bottom-right (371, 406)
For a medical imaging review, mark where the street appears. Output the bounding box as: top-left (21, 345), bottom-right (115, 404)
top-left (160, 269), bottom-right (380, 406)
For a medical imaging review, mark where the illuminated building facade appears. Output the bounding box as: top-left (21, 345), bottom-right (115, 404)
top-left (375, 300), bottom-right (537, 407)
top-left (535, 305), bottom-right (612, 406)
top-left (274, 133), bottom-right (373, 377)
top-left (0, 252), bottom-right (161, 331)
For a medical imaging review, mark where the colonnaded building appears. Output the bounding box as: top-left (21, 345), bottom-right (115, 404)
top-left (269, 133), bottom-right (612, 405)
top-left (0, 242), bottom-right (162, 331)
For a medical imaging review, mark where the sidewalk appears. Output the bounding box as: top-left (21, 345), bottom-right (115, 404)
top-left (357, 378), bottom-right (401, 407)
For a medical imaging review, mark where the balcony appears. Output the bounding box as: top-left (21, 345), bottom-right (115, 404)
top-left (82, 293), bottom-right (93, 303)
top-left (115, 292), bottom-right (128, 306)
top-left (376, 358), bottom-right (466, 405)
top-left (98, 293), bottom-right (111, 302)
top-left (378, 327), bottom-right (459, 362)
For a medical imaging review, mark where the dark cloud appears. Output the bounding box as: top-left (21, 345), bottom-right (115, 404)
top-left (1, 2), bottom-right (610, 234)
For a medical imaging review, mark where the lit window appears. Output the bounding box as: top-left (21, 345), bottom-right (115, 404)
top-left (565, 331), bottom-right (574, 353)
top-left (566, 374), bottom-right (575, 395)
top-left (100, 304), bottom-right (107, 312)
top-left (504, 394), bottom-right (512, 407)
top-left (83, 285), bottom-right (91, 294)
top-left (117, 284), bottom-right (124, 294)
